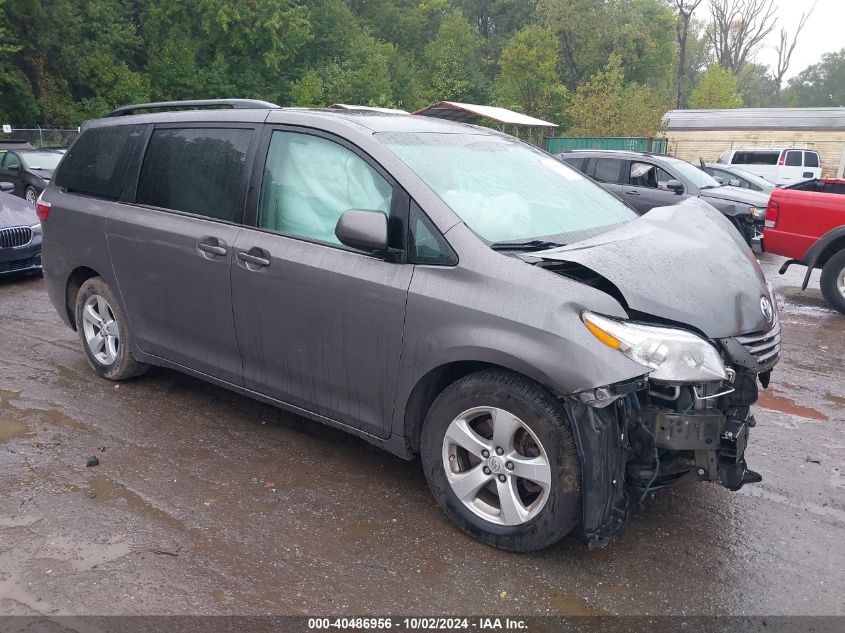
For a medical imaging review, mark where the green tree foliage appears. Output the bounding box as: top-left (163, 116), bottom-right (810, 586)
top-left (689, 65), bottom-right (743, 109)
top-left (422, 11), bottom-right (488, 103)
top-left (567, 55), bottom-right (670, 136)
top-left (494, 25), bottom-right (570, 122)
top-left (736, 63), bottom-right (777, 108)
top-left (783, 49), bottom-right (845, 107)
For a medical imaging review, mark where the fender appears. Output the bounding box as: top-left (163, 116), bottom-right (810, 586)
top-left (781, 225), bottom-right (845, 290)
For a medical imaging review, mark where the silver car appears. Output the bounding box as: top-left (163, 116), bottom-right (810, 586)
top-left (39, 100), bottom-right (780, 551)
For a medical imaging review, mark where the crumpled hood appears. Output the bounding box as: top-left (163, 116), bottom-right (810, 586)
top-left (0, 192), bottom-right (37, 227)
top-left (30, 168), bottom-right (53, 181)
top-left (533, 198), bottom-right (773, 338)
top-left (700, 185), bottom-right (769, 208)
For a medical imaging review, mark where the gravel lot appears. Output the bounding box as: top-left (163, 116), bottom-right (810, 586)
top-left (0, 252), bottom-right (842, 616)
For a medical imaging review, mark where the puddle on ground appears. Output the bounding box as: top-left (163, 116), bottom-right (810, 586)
top-left (83, 475), bottom-right (186, 531)
top-left (0, 419), bottom-right (31, 443)
top-left (756, 392), bottom-right (826, 420)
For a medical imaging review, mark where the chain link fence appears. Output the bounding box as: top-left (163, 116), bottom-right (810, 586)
top-left (1, 127), bottom-right (79, 149)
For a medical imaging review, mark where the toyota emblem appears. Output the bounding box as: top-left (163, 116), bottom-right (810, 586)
top-left (760, 296), bottom-right (774, 322)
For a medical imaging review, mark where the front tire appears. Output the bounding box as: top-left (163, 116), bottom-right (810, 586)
top-left (74, 277), bottom-right (148, 380)
top-left (820, 250), bottom-right (845, 315)
top-left (25, 187), bottom-right (38, 204)
top-left (420, 369), bottom-right (581, 552)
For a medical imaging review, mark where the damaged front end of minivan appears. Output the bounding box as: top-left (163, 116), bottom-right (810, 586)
top-left (529, 200), bottom-right (780, 548)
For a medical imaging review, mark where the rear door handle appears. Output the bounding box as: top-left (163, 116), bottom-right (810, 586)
top-left (197, 238), bottom-right (227, 257)
top-left (625, 190), bottom-right (640, 196)
top-left (237, 249), bottom-right (271, 268)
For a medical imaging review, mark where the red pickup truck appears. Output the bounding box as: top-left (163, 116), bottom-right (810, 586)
top-left (764, 179), bottom-right (845, 314)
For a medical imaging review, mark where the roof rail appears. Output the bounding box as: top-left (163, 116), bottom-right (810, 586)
top-left (107, 99), bottom-right (280, 117)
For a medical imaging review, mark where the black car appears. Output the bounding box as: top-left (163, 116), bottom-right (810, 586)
top-left (557, 150), bottom-right (769, 244)
top-left (0, 148), bottom-right (64, 204)
top-left (0, 182), bottom-right (42, 275)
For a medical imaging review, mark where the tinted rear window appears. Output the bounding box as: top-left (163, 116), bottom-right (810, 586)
top-left (804, 152), bottom-right (819, 168)
top-left (732, 151), bottom-right (779, 165)
top-left (54, 125), bottom-right (143, 198)
top-left (591, 158), bottom-right (623, 183)
top-left (135, 127), bottom-right (252, 222)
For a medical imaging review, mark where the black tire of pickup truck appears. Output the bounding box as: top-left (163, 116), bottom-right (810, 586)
top-left (820, 250), bottom-right (845, 315)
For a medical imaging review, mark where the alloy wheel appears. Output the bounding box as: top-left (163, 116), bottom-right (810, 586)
top-left (25, 189), bottom-right (37, 204)
top-left (81, 295), bottom-right (120, 365)
top-left (441, 406), bottom-right (552, 526)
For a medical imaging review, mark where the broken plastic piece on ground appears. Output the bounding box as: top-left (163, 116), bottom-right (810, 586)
top-left (86, 455), bottom-right (99, 467)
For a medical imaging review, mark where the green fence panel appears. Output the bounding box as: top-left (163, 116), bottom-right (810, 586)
top-left (545, 136), bottom-right (667, 154)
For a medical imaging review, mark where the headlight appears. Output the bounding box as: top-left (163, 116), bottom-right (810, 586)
top-left (582, 311), bottom-right (728, 382)
top-left (30, 222), bottom-right (42, 236)
top-left (749, 206), bottom-right (766, 219)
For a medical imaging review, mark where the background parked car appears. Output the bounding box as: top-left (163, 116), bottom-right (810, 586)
top-left (0, 148), bottom-right (64, 203)
top-left (700, 162), bottom-right (776, 194)
top-left (557, 150), bottom-right (768, 244)
top-left (0, 182), bottom-right (42, 275)
top-left (716, 148), bottom-right (821, 186)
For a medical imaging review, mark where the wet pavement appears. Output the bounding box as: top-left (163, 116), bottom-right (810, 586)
top-left (0, 252), bottom-right (842, 617)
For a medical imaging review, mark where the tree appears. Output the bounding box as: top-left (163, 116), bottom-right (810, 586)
top-left (707, 0), bottom-right (777, 75)
top-left (493, 25), bottom-right (570, 123)
top-left (783, 49), bottom-right (845, 107)
top-left (774, 3), bottom-right (815, 103)
top-left (421, 11), bottom-right (488, 103)
top-left (689, 64), bottom-right (743, 108)
top-left (736, 63), bottom-right (776, 107)
top-left (673, 0), bottom-right (704, 108)
top-left (567, 55), bottom-right (670, 136)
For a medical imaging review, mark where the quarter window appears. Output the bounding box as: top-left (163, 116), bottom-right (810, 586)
top-left (804, 152), bottom-right (819, 168)
top-left (136, 127), bottom-right (252, 222)
top-left (54, 125), bottom-right (143, 199)
top-left (258, 131), bottom-right (393, 245)
top-left (408, 202), bottom-right (456, 265)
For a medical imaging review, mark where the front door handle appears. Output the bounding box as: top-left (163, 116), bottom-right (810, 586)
top-left (625, 190), bottom-right (640, 196)
top-left (237, 249), bottom-right (271, 268)
top-left (197, 237), bottom-right (227, 258)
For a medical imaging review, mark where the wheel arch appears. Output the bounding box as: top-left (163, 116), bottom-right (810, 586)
top-left (401, 356), bottom-right (559, 455)
top-left (65, 266), bottom-right (101, 330)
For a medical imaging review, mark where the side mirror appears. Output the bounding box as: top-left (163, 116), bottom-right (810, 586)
top-left (0, 182), bottom-right (13, 192)
top-left (666, 179), bottom-right (684, 194)
top-left (335, 209), bottom-right (389, 252)
top-left (714, 176), bottom-right (724, 185)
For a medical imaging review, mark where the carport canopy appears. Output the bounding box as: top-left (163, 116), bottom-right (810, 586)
top-left (412, 101), bottom-right (558, 130)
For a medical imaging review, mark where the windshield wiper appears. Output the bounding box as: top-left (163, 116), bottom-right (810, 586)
top-left (490, 239), bottom-right (564, 252)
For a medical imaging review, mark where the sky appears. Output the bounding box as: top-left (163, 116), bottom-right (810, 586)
top-left (701, 0), bottom-right (845, 79)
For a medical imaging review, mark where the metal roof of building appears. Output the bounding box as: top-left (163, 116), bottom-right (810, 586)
top-left (663, 107), bottom-right (845, 131)
top-left (413, 101), bottom-right (558, 128)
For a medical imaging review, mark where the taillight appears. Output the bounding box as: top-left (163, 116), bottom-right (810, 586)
top-left (36, 199), bottom-right (51, 222)
top-left (765, 199), bottom-right (779, 228)
top-left (777, 151), bottom-right (786, 165)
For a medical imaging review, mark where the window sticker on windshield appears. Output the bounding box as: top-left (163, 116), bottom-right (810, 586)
top-left (541, 157), bottom-right (583, 180)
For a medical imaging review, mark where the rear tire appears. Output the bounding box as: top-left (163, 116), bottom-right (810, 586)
top-left (820, 250), bottom-right (845, 315)
top-left (74, 277), bottom-right (149, 380)
top-left (420, 369), bottom-right (581, 552)
top-left (25, 187), bottom-right (37, 204)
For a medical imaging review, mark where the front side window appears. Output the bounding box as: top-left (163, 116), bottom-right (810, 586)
top-left (136, 127), bottom-right (252, 222)
top-left (2, 152), bottom-right (21, 169)
top-left (379, 132), bottom-right (636, 245)
top-left (629, 162), bottom-right (674, 189)
top-left (258, 131), bottom-right (393, 245)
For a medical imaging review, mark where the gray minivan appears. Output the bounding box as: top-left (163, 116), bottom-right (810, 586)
top-left (39, 100), bottom-right (781, 551)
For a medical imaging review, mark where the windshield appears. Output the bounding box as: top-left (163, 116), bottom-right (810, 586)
top-left (664, 157), bottom-right (721, 190)
top-left (377, 132), bottom-right (636, 245)
top-left (20, 151), bottom-right (63, 171)
top-left (727, 167), bottom-right (775, 190)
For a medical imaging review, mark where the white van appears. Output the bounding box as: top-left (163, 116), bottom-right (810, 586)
top-left (716, 148), bottom-right (821, 185)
